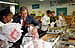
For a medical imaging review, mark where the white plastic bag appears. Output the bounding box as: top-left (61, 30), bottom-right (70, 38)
top-left (0, 23), bottom-right (22, 42)
top-left (22, 25), bottom-right (39, 48)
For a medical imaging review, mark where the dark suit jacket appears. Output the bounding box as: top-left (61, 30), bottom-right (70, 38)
top-left (13, 16), bottom-right (40, 45)
top-left (13, 15), bottom-right (40, 37)
top-left (13, 16), bottom-right (40, 26)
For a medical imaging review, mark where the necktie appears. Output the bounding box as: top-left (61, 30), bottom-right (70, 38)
top-left (22, 19), bottom-right (26, 26)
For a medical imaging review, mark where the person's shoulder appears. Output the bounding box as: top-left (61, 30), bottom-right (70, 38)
top-left (0, 21), bottom-right (4, 26)
top-left (42, 15), bottom-right (46, 17)
top-left (13, 16), bottom-right (21, 22)
top-left (27, 16), bottom-right (34, 18)
top-left (16, 17), bottom-right (21, 20)
top-left (0, 21), bottom-right (3, 24)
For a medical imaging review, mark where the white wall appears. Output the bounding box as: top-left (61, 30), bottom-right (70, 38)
top-left (19, 1), bottom-right (75, 16)
top-left (19, 1), bottom-right (50, 15)
top-left (10, 5), bottom-right (15, 15)
top-left (50, 4), bottom-right (75, 16)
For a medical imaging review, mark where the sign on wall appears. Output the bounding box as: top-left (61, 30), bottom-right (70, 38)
top-left (56, 8), bottom-right (67, 16)
top-left (32, 4), bottom-right (40, 9)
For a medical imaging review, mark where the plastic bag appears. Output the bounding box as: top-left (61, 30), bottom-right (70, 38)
top-left (0, 23), bottom-right (22, 42)
top-left (22, 25), bottom-right (39, 48)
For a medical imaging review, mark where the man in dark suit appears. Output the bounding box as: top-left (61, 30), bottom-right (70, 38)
top-left (13, 6), bottom-right (40, 48)
top-left (13, 6), bottom-right (40, 38)
top-left (13, 6), bottom-right (39, 27)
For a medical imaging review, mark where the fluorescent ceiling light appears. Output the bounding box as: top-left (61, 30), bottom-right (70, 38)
top-left (39, 0), bottom-right (45, 1)
top-left (0, 1), bottom-right (18, 5)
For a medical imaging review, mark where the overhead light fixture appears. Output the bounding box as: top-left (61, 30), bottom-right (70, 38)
top-left (0, 1), bottom-right (18, 5)
top-left (39, 0), bottom-right (45, 1)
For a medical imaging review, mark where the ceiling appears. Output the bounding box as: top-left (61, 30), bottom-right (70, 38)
top-left (1, 0), bottom-right (75, 3)
top-left (17, 0), bottom-right (75, 2)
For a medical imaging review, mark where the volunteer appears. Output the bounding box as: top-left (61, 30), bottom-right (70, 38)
top-left (0, 7), bottom-right (13, 24)
top-left (40, 10), bottom-right (50, 36)
top-left (0, 7), bottom-right (13, 48)
top-left (13, 6), bottom-right (40, 48)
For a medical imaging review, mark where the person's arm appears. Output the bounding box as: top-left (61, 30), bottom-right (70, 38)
top-left (31, 16), bottom-right (40, 29)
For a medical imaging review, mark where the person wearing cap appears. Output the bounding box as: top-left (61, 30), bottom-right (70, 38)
top-left (0, 7), bottom-right (13, 24)
top-left (0, 7), bottom-right (13, 48)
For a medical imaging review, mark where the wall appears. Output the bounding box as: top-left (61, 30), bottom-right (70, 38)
top-left (0, 4), bottom-right (15, 15)
top-left (50, 4), bottom-right (75, 16)
top-left (19, 1), bottom-right (75, 16)
top-left (0, 3), bottom-right (11, 11)
top-left (19, 1), bottom-right (50, 16)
